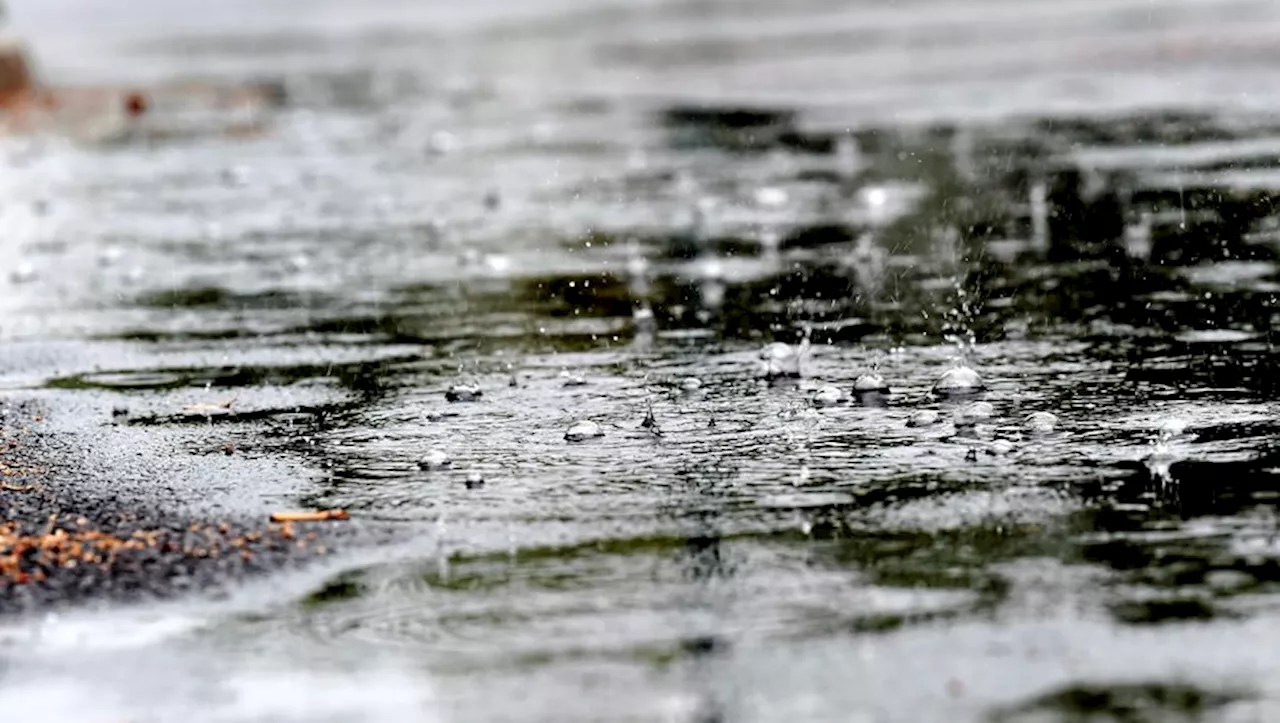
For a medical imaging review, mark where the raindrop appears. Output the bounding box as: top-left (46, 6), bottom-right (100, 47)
top-left (933, 366), bottom-right (985, 396)
top-left (812, 385), bottom-right (845, 407)
top-left (565, 420), bottom-right (605, 442)
top-left (906, 410), bottom-right (939, 427)
top-left (953, 401), bottom-right (994, 427)
top-left (418, 450), bottom-right (451, 470)
top-left (445, 384), bottom-right (482, 402)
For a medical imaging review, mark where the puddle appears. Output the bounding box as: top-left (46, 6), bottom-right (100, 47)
top-left (8, 0), bottom-right (1280, 721)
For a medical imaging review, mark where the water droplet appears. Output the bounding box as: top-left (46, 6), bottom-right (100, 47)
top-left (1023, 411), bottom-right (1058, 435)
top-left (906, 410), bottom-right (940, 427)
top-left (565, 420), bottom-right (605, 442)
top-left (418, 450), bottom-right (451, 470)
top-left (933, 366), bottom-right (985, 396)
top-left (680, 377), bottom-right (703, 391)
top-left (445, 384), bottom-right (482, 402)
top-left (812, 385), bottom-right (846, 407)
top-left (953, 401), bottom-right (994, 427)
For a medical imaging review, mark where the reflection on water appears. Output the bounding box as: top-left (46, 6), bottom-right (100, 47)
top-left (10, 0), bottom-right (1280, 721)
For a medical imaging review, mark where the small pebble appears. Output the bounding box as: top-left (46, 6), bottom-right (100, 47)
top-left (906, 410), bottom-right (939, 427)
top-left (465, 472), bottom-right (485, 489)
top-left (445, 384), bottom-right (482, 402)
top-left (812, 385), bottom-right (846, 407)
top-left (933, 366), bottom-right (985, 396)
top-left (565, 420), bottom-right (605, 442)
top-left (852, 373), bottom-right (890, 394)
top-left (953, 401), bottom-right (995, 427)
top-left (681, 377), bottom-right (703, 391)
top-left (1024, 411), bottom-right (1058, 435)
top-left (418, 450), bottom-right (451, 470)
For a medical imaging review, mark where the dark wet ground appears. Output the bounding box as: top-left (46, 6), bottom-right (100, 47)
top-left (9, 1), bottom-right (1280, 722)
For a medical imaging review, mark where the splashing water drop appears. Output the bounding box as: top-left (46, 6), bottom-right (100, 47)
top-left (933, 366), bottom-right (985, 397)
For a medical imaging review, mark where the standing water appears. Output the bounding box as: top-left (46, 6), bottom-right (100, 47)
top-left (6, 1), bottom-right (1280, 722)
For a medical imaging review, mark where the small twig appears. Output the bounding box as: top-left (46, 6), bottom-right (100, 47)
top-left (0, 483), bottom-right (39, 492)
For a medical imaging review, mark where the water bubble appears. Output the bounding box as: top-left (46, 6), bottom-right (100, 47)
top-left (953, 401), bottom-right (994, 427)
top-left (852, 373), bottom-right (890, 394)
top-left (1023, 411), bottom-right (1058, 435)
top-left (906, 410), bottom-right (940, 427)
top-left (565, 420), bottom-right (605, 442)
top-left (933, 366), bottom-right (985, 396)
top-left (445, 384), bottom-right (482, 402)
top-left (464, 472), bottom-right (485, 489)
top-left (812, 385), bottom-right (846, 407)
top-left (758, 342), bottom-right (801, 379)
top-left (417, 450), bottom-right (451, 470)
